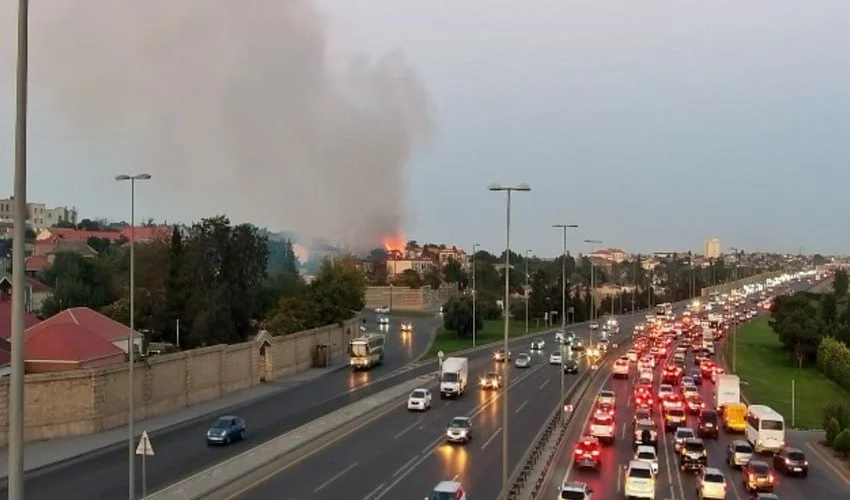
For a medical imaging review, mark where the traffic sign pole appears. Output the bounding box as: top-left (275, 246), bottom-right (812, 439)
top-left (135, 430), bottom-right (155, 499)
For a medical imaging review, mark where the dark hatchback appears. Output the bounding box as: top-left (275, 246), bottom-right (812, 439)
top-left (773, 446), bottom-right (808, 477)
top-left (697, 409), bottom-right (719, 439)
top-left (743, 460), bottom-right (775, 493)
top-left (564, 359), bottom-right (580, 374)
top-left (679, 438), bottom-right (707, 472)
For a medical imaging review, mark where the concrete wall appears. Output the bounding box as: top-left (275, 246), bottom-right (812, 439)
top-left (700, 270), bottom-right (784, 297)
top-left (365, 284), bottom-right (458, 311)
top-left (0, 317), bottom-right (361, 445)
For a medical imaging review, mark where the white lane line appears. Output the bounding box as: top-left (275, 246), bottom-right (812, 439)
top-left (393, 418), bottom-right (422, 439)
top-left (360, 482), bottom-right (385, 500)
top-left (372, 442), bottom-right (441, 500)
top-left (539, 379), bottom-right (550, 390)
top-left (392, 455), bottom-right (419, 477)
top-left (481, 427), bottom-right (502, 450)
top-left (617, 464), bottom-right (624, 492)
top-left (314, 462), bottom-right (359, 493)
top-left (621, 422), bottom-right (627, 439)
top-left (516, 400), bottom-right (529, 414)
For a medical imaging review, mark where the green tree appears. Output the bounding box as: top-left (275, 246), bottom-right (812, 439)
top-left (423, 267), bottom-right (442, 290)
top-left (442, 259), bottom-right (467, 287)
top-left (86, 236), bottom-right (112, 254)
top-left (822, 293), bottom-right (838, 324)
top-left (770, 294), bottom-right (825, 367)
top-left (442, 295), bottom-right (482, 337)
top-left (307, 255), bottom-right (366, 325)
top-left (833, 429), bottom-right (850, 456)
top-left (397, 269), bottom-right (423, 288)
top-left (39, 252), bottom-right (117, 317)
top-left (262, 295), bottom-right (320, 335)
top-left (160, 226), bottom-right (187, 345)
top-left (833, 270), bottom-right (849, 298)
top-left (53, 220), bottom-right (76, 229)
top-left (826, 417), bottom-right (842, 446)
top-left (76, 218), bottom-right (104, 231)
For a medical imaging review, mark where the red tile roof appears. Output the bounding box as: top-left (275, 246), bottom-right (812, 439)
top-left (29, 307), bottom-right (135, 343)
top-left (0, 275), bottom-right (51, 294)
top-left (38, 226), bottom-right (169, 245)
top-left (25, 255), bottom-right (50, 272)
top-left (24, 322), bottom-right (124, 363)
top-left (0, 295), bottom-right (42, 340)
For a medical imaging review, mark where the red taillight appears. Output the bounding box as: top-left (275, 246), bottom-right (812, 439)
top-left (768, 474), bottom-right (775, 482)
top-left (591, 450), bottom-right (600, 456)
top-left (575, 449), bottom-right (582, 455)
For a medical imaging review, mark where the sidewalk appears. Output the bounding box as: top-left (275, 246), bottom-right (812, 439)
top-left (0, 360), bottom-right (346, 479)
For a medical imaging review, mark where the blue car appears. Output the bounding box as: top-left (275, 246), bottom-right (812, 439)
top-left (206, 415), bottom-right (246, 445)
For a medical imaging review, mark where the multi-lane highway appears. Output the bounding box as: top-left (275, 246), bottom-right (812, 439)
top-left (554, 285), bottom-right (850, 500)
top-left (0, 311), bottom-right (439, 500)
top-left (217, 308), bottom-right (656, 500)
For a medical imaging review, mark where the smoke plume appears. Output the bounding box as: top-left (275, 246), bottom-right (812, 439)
top-left (2, 1), bottom-right (431, 252)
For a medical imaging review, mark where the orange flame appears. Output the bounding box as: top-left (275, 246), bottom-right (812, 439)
top-left (381, 234), bottom-right (406, 255)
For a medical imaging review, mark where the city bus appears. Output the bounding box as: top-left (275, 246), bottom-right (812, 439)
top-left (745, 405), bottom-right (786, 452)
top-left (349, 332), bottom-right (386, 370)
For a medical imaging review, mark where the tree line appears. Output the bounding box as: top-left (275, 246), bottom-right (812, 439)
top-left (441, 250), bottom-right (768, 337)
top-left (36, 216), bottom-right (366, 350)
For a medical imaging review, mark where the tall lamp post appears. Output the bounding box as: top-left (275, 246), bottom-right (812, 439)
top-left (553, 224), bottom-right (578, 407)
top-left (525, 249), bottom-right (532, 334)
top-left (584, 239), bottom-right (602, 347)
top-left (489, 182), bottom-right (530, 500)
top-left (116, 173), bottom-right (151, 500)
top-left (8, 1), bottom-right (29, 499)
top-left (472, 243), bottom-right (480, 346)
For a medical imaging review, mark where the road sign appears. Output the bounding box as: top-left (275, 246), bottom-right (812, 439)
top-left (564, 404), bottom-right (573, 412)
top-left (136, 430), bottom-right (154, 456)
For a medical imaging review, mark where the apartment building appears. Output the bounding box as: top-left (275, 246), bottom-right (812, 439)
top-left (704, 238), bottom-right (721, 259)
top-left (0, 197), bottom-right (78, 232)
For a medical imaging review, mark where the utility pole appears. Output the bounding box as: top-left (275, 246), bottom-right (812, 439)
top-left (525, 249), bottom-right (531, 334)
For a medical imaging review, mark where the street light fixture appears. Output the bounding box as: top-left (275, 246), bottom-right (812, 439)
top-left (116, 173), bottom-right (151, 500)
top-left (488, 182), bottom-right (530, 500)
top-left (8, 1), bottom-right (29, 498)
top-left (553, 224), bottom-right (578, 407)
top-left (472, 243), bottom-right (480, 346)
top-left (584, 239), bottom-right (603, 347)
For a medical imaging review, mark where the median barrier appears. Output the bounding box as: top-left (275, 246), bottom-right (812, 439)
top-left (146, 373), bottom-right (437, 500)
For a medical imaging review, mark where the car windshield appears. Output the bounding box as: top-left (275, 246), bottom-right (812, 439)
top-left (750, 463), bottom-right (770, 474)
top-left (560, 490), bottom-right (586, 499)
top-left (704, 472), bottom-right (724, 483)
top-left (734, 443), bottom-right (753, 453)
top-left (787, 451), bottom-right (806, 460)
top-left (701, 412), bottom-right (717, 422)
top-left (685, 442), bottom-right (705, 452)
top-left (429, 492), bottom-right (457, 500)
top-left (411, 390), bottom-right (427, 398)
top-left (637, 451), bottom-right (654, 460)
top-left (629, 467), bottom-right (652, 479)
top-left (669, 409), bottom-right (685, 417)
top-left (637, 421), bottom-right (655, 431)
top-left (676, 429), bottom-right (694, 438)
top-left (600, 391), bottom-right (614, 397)
top-left (212, 418), bottom-right (231, 429)
top-left (592, 416), bottom-right (612, 425)
top-left (450, 419), bottom-right (469, 428)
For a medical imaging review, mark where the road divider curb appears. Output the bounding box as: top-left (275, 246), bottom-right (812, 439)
top-left (146, 374), bottom-right (437, 500)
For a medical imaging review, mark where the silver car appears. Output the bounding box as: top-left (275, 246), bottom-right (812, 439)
top-left (515, 353), bottom-right (531, 368)
top-left (727, 439), bottom-right (754, 468)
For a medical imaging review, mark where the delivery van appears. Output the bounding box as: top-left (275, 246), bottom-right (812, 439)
top-left (723, 402), bottom-right (747, 432)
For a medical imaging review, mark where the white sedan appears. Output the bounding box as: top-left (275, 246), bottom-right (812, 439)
top-left (549, 352), bottom-right (563, 364)
top-left (400, 321), bottom-right (413, 331)
top-left (589, 322), bottom-right (600, 330)
top-left (634, 445), bottom-right (659, 475)
top-left (377, 315), bottom-right (390, 325)
top-left (407, 388), bottom-right (432, 411)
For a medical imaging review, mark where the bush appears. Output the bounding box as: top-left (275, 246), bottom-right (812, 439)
top-left (833, 429), bottom-right (850, 457)
top-left (817, 337), bottom-right (850, 392)
top-left (826, 417), bottom-right (842, 446)
top-left (823, 401), bottom-right (850, 430)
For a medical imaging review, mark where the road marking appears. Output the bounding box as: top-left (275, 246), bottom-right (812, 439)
top-left (617, 464), bottom-right (624, 492)
top-left (481, 427), bottom-right (502, 450)
top-left (392, 455), bottom-right (419, 477)
top-left (372, 442), bottom-right (442, 500)
top-left (360, 482), bottom-right (385, 500)
top-left (452, 474), bottom-right (459, 481)
top-left (516, 400), bottom-right (529, 414)
top-left (313, 462), bottom-right (358, 493)
top-left (539, 379), bottom-right (550, 390)
top-left (621, 422), bottom-right (627, 439)
top-left (806, 441), bottom-right (850, 485)
top-left (393, 418), bottom-right (422, 439)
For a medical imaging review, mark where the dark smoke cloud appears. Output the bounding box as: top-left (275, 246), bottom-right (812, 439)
top-left (1, 0), bottom-right (431, 252)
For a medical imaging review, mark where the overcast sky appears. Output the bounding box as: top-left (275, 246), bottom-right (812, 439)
top-left (2, 1), bottom-right (849, 256)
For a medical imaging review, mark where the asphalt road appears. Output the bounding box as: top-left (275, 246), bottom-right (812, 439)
top-left (226, 307), bottom-right (662, 500)
top-left (556, 284), bottom-right (850, 500)
top-left (0, 311), bottom-right (440, 500)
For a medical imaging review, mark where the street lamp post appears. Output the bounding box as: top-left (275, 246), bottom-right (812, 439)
top-left (525, 250), bottom-right (531, 334)
top-left (489, 182), bottom-right (530, 500)
top-left (584, 239), bottom-right (603, 347)
top-left (116, 173), bottom-right (152, 500)
top-left (553, 224), bottom-right (578, 407)
top-left (472, 243), bottom-right (480, 346)
top-left (8, 2), bottom-right (29, 498)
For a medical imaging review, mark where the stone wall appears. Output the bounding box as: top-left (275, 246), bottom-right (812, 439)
top-left (365, 284), bottom-right (458, 311)
top-left (699, 270), bottom-right (784, 297)
top-left (0, 317), bottom-right (361, 445)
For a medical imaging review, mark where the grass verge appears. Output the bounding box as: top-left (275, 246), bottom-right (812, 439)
top-left (422, 320), bottom-right (549, 360)
top-left (386, 309), bottom-right (436, 318)
top-left (728, 316), bottom-right (850, 429)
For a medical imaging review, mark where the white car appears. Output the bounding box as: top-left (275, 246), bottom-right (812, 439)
top-left (589, 321), bottom-right (600, 330)
top-left (624, 460), bottom-right (655, 499)
top-left (559, 481), bottom-right (593, 499)
top-left (673, 427), bottom-right (696, 453)
top-left (658, 384), bottom-right (674, 400)
top-left (549, 352), bottom-right (563, 364)
top-left (612, 359), bottom-right (630, 378)
top-left (682, 384), bottom-right (699, 399)
top-left (428, 480), bottom-right (467, 500)
top-left (375, 305), bottom-right (389, 314)
top-left (697, 467), bottom-right (728, 499)
top-left (639, 370), bottom-right (654, 383)
top-left (589, 414), bottom-right (615, 444)
top-left (400, 321), bottom-right (412, 331)
top-left (377, 315), bottom-right (390, 325)
top-left (597, 390), bottom-right (616, 406)
top-left (634, 445), bottom-right (659, 475)
top-left (407, 388), bottom-right (431, 411)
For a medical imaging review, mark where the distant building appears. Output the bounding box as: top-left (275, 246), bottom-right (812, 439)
top-left (588, 248), bottom-right (629, 263)
top-left (704, 238), bottom-right (721, 259)
top-left (0, 197), bottom-right (78, 231)
top-left (386, 257), bottom-right (436, 277)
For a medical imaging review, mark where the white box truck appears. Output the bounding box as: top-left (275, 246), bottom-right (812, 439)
top-left (715, 374), bottom-right (740, 411)
top-left (440, 357), bottom-right (469, 398)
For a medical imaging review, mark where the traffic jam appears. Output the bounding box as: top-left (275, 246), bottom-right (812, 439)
top-left (562, 281), bottom-right (815, 500)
